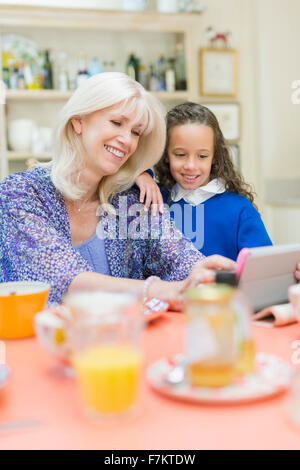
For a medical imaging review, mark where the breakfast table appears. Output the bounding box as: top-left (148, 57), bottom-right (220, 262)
top-left (1, 312), bottom-right (300, 450)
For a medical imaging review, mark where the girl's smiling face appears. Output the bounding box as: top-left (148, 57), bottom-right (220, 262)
top-left (167, 123), bottom-right (215, 190)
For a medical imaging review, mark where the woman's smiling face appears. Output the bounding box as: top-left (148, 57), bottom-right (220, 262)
top-left (167, 123), bottom-right (215, 190)
top-left (71, 101), bottom-right (145, 179)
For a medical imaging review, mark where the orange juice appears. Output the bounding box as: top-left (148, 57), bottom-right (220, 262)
top-left (73, 344), bottom-right (142, 415)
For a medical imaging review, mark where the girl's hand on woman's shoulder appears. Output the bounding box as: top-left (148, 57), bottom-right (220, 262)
top-left (135, 171), bottom-right (164, 216)
top-left (295, 262), bottom-right (300, 283)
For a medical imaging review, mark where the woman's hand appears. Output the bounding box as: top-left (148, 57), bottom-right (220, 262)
top-left (186, 255), bottom-right (237, 288)
top-left (295, 262), bottom-right (300, 282)
top-left (148, 279), bottom-right (186, 311)
top-left (135, 172), bottom-right (164, 216)
top-left (148, 256), bottom-right (236, 311)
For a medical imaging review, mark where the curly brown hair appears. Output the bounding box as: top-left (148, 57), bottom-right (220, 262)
top-left (154, 102), bottom-right (257, 209)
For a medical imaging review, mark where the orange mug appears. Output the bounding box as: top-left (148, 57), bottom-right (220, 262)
top-left (0, 281), bottom-right (50, 339)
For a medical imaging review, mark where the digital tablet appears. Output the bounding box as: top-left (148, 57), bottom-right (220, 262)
top-left (238, 244), bottom-right (300, 312)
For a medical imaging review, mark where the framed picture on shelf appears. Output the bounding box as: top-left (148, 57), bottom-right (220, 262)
top-left (200, 48), bottom-right (238, 97)
top-left (203, 103), bottom-right (240, 141)
top-left (229, 144), bottom-right (240, 168)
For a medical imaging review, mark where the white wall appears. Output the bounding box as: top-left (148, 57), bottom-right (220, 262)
top-left (192, 0), bottom-right (261, 196)
top-left (253, 0), bottom-right (300, 243)
top-left (255, 0), bottom-right (300, 180)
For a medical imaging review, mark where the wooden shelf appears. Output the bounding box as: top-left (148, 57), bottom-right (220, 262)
top-left (7, 151), bottom-right (52, 161)
top-left (5, 89), bottom-right (190, 102)
top-left (0, 6), bottom-right (201, 32)
top-left (6, 90), bottom-right (72, 101)
top-left (5, 90), bottom-right (238, 103)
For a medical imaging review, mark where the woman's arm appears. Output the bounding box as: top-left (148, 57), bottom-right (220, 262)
top-left (67, 271), bottom-right (186, 305)
top-left (67, 255), bottom-right (236, 305)
top-left (0, 174), bottom-right (184, 305)
top-left (140, 201), bottom-right (236, 282)
top-left (0, 174), bottom-right (93, 304)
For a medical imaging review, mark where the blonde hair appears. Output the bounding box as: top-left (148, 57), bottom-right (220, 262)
top-left (45, 72), bottom-right (166, 204)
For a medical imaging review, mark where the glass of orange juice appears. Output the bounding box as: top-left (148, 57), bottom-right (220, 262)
top-left (66, 291), bottom-right (144, 419)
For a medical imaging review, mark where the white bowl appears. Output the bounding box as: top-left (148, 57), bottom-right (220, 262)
top-left (8, 119), bottom-right (36, 152)
top-left (34, 305), bottom-right (73, 362)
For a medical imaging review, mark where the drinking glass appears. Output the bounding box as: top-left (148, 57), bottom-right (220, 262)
top-left (66, 291), bottom-right (144, 419)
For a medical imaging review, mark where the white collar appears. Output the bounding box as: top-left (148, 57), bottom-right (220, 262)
top-left (170, 178), bottom-right (226, 206)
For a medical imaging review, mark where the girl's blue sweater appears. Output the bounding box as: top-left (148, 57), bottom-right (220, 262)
top-left (159, 185), bottom-right (272, 261)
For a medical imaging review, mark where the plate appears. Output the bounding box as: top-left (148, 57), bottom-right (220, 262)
top-left (143, 298), bottom-right (169, 322)
top-left (147, 353), bottom-right (292, 404)
top-left (0, 365), bottom-right (10, 390)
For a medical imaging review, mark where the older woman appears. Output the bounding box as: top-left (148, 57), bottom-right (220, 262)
top-left (0, 73), bottom-right (235, 305)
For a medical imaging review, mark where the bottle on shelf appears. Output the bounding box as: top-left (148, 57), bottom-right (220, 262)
top-left (17, 62), bottom-right (26, 90)
top-left (8, 60), bottom-right (18, 89)
top-left (174, 42), bottom-right (187, 90)
top-left (58, 52), bottom-right (69, 91)
top-left (156, 55), bottom-right (166, 91)
top-left (42, 50), bottom-right (53, 89)
top-left (126, 52), bottom-right (139, 82)
top-left (23, 62), bottom-right (34, 89)
top-left (149, 63), bottom-right (159, 91)
top-left (77, 52), bottom-right (89, 88)
top-left (88, 57), bottom-right (103, 76)
top-left (69, 74), bottom-right (76, 91)
top-left (138, 61), bottom-right (148, 89)
top-left (1, 52), bottom-right (10, 89)
top-left (165, 57), bottom-right (176, 92)
top-left (28, 62), bottom-right (43, 90)
top-left (2, 65), bottom-right (10, 89)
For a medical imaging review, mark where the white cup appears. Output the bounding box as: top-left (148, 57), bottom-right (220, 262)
top-left (39, 127), bottom-right (53, 152)
top-left (156, 0), bottom-right (178, 13)
top-left (8, 119), bottom-right (37, 152)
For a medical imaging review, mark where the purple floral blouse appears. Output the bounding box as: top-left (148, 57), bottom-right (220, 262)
top-left (0, 167), bottom-right (204, 304)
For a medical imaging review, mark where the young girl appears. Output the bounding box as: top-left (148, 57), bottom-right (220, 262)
top-left (137, 102), bottom-right (272, 261)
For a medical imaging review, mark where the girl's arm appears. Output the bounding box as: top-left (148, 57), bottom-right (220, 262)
top-left (238, 202), bottom-right (273, 252)
top-left (135, 171), bottom-right (164, 216)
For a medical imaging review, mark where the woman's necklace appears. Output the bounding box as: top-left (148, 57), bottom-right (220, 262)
top-left (72, 197), bottom-right (100, 213)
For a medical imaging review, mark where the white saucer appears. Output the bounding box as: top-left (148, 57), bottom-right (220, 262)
top-left (147, 353), bottom-right (292, 405)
